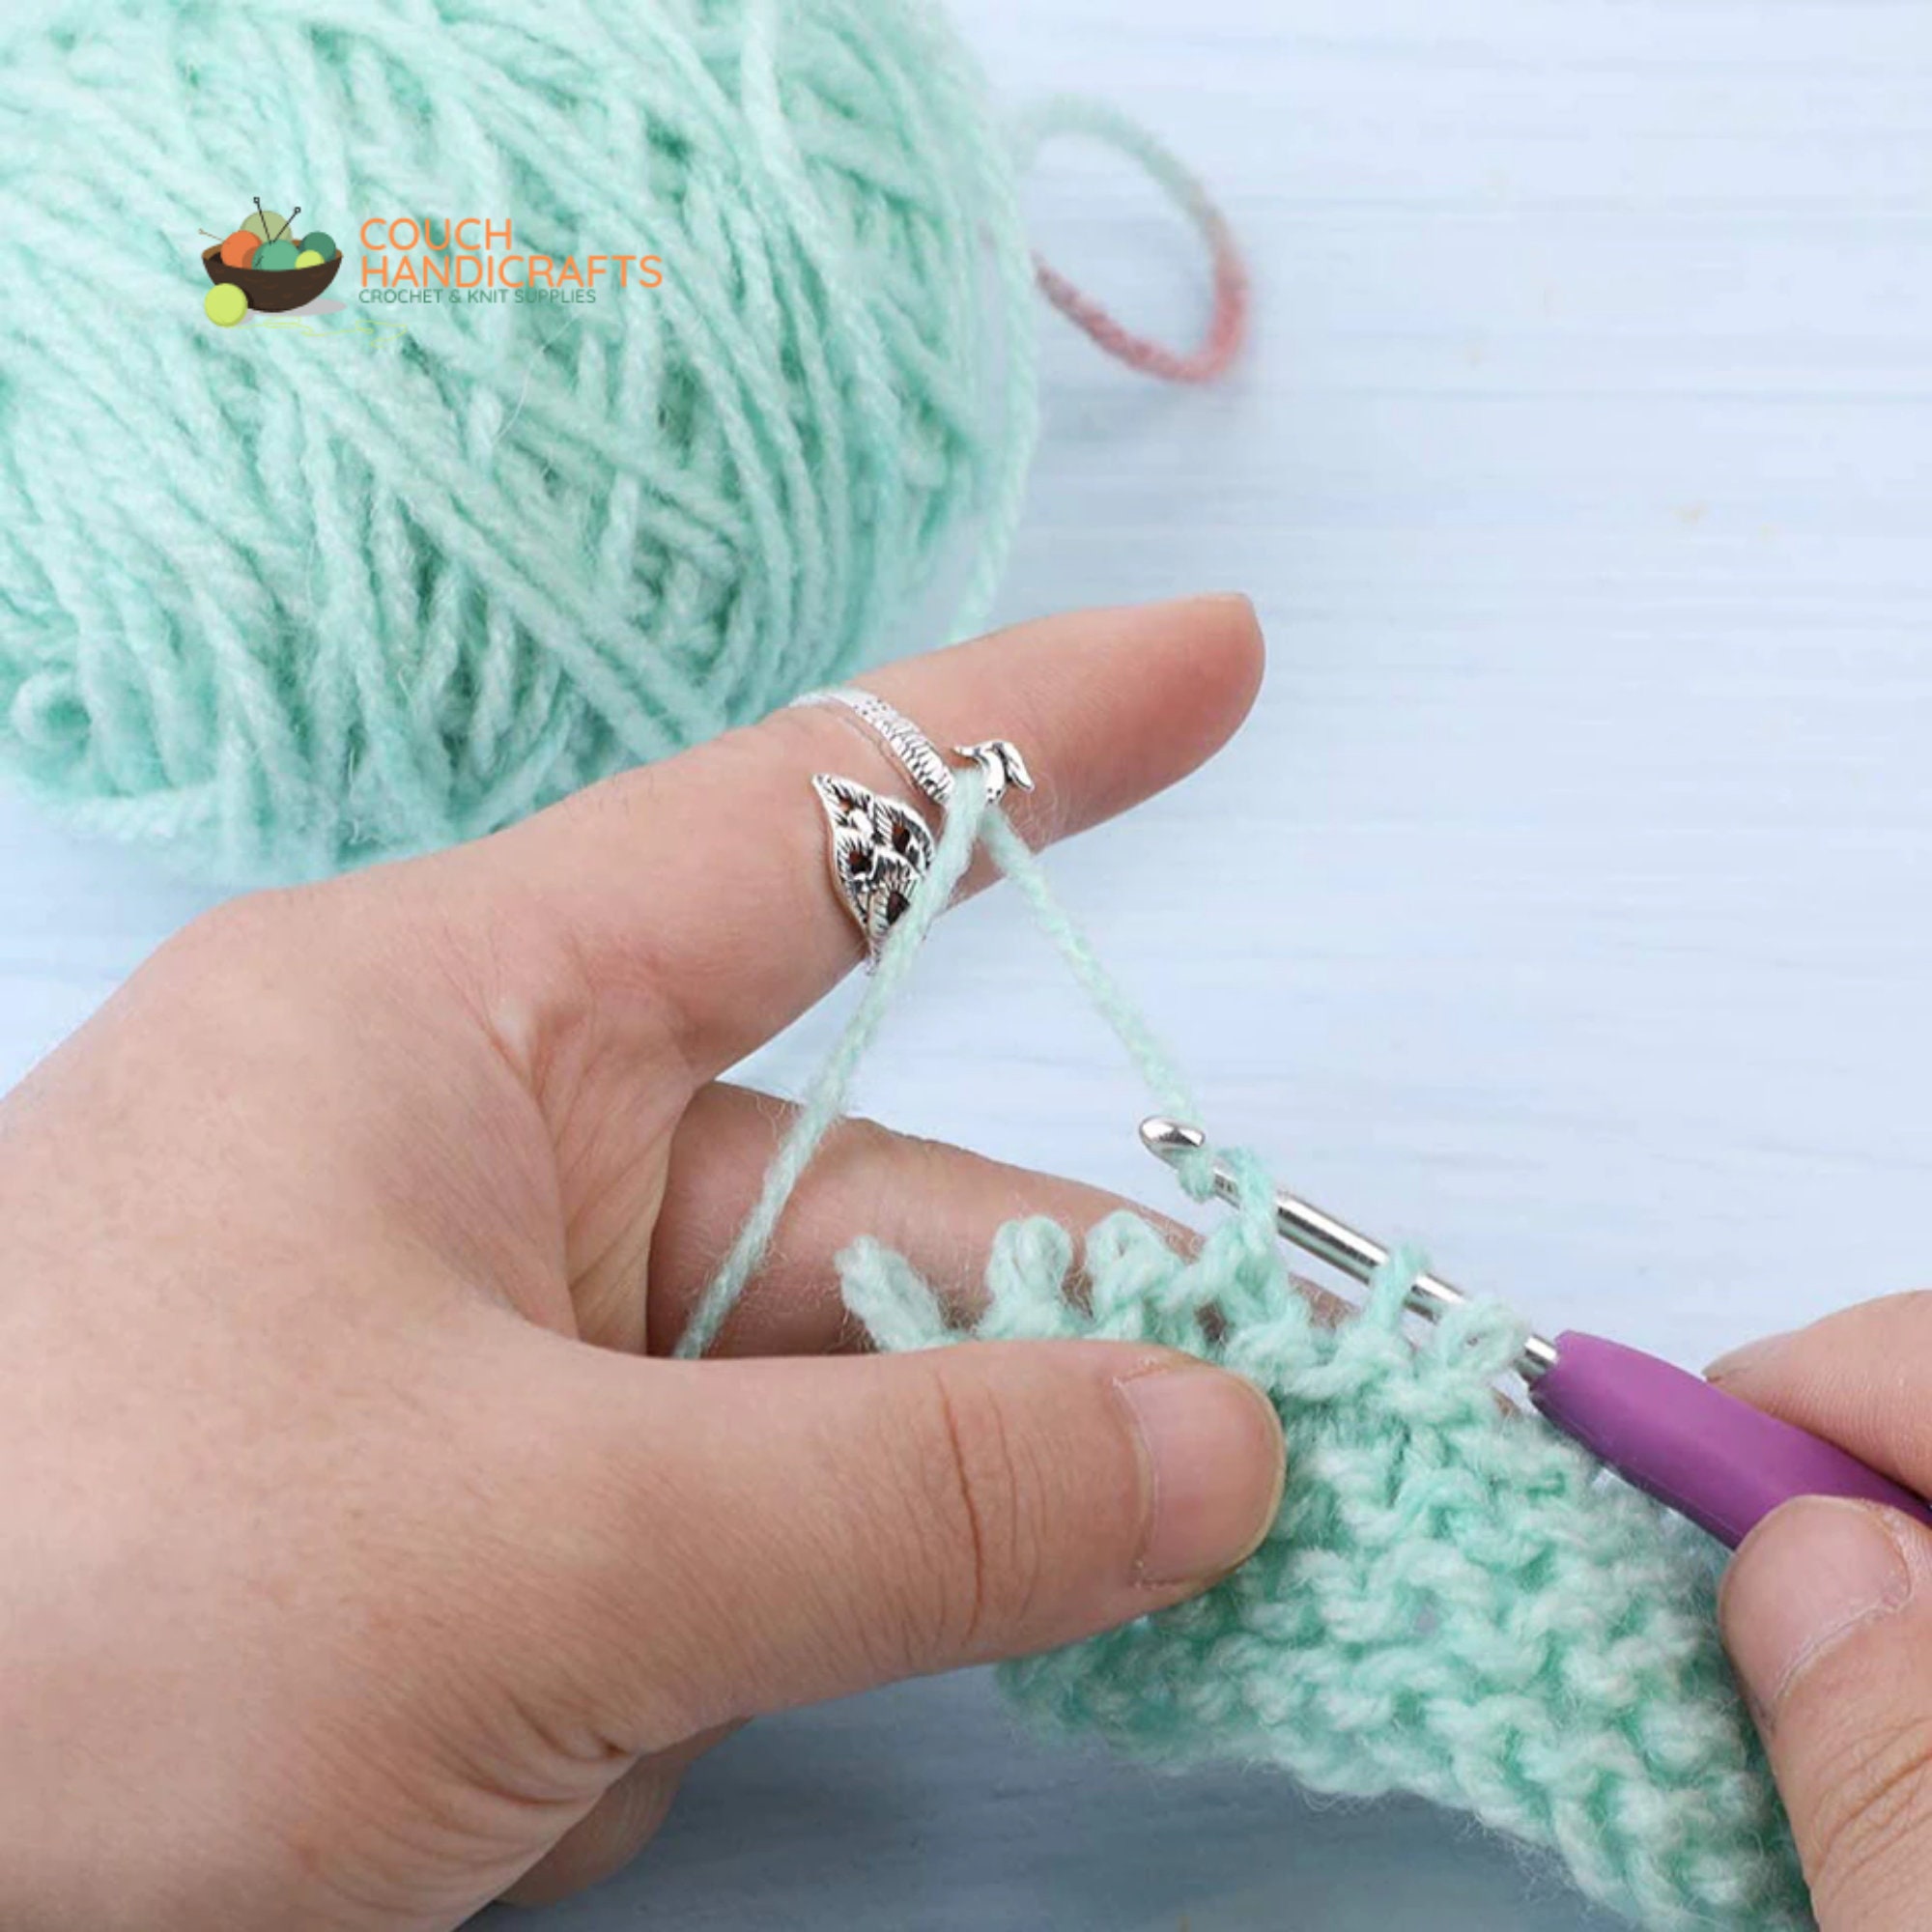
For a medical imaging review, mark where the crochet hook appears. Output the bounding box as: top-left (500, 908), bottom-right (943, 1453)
top-left (1139, 1118), bottom-right (1932, 1549)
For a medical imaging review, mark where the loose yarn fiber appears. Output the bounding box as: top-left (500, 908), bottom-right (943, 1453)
top-left (688, 775), bottom-right (1812, 1931)
top-left (0, 0), bottom-right (1037, 881)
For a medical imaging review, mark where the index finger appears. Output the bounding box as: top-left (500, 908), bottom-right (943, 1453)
top-left (1709, 1293), bottom-right (1932, 1496)
top-left (449, 594), bottom-right (1264, 1085)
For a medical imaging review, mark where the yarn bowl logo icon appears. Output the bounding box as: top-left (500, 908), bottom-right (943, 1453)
top-left (198, 197), bottom-right (343, 327)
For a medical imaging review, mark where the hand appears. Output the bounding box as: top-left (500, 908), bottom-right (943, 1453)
top-left (1713, 1306), bottom-right (1932, 1928)
top-left (0, 597), bottom-right (1286, 1931)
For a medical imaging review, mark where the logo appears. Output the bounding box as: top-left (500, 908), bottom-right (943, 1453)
top-left (197, 197), bottom-right (344, 327)
top-left (355, 217), bottom-right (665, 307)
top-left (193, 197), bottom-right (666, 332)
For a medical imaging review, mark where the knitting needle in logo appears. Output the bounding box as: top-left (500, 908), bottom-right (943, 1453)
top-left (197, 196), bottom-right (343, 327)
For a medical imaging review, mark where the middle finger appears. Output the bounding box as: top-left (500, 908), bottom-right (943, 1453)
top-left (639, 1081), bottom-right (1349, 1357)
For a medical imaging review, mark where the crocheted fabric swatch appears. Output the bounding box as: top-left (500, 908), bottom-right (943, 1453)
top-left (839, 1204), bottom-right (1808, 1929)
top-left (687, 777), bottom-right (1813, 1929)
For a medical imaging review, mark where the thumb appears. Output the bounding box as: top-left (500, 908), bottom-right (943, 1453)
top-left (546, 1340), bottom-right (1285, 1747)
top-left (1721, 1496), bottom-right (1932, 1929)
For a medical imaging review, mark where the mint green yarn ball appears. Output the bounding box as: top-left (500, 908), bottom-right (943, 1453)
top-left (251, 237), bottom-right (300, 272)
top-left (0, 0), bottom-right (1038, 883)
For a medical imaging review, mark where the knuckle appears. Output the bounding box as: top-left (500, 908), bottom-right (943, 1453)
top-left (828, 1110), bottom-right (907, 1175)
top-left (136, 890), bottom-right (334, 1047)
top-left (888, 1364), bottom-right (1052, 1669)
top-left (154, 885), bottom-right (304, 977)
top-left (154, 880), bottom-right (401, 1008)
top-left (152, 875), bottom-right (474, 1035)
top-left (1804, 1706), bottom-right (1932, 1913)
top-left (824, 1112), bottom-right (944, 1227)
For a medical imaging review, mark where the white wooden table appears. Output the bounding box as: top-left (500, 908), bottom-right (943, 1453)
top-left (4, 3), bottom-right (1927, 1924)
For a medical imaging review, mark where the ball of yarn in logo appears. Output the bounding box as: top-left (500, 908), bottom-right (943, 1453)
top-left (0, 0), bottom-right (1038, 881)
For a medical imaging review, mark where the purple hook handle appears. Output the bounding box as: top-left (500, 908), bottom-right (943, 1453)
top-left (1532, 1331), bottom-right (1932, 1549)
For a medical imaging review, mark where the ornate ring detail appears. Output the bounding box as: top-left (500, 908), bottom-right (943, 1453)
top-left (795, 686), bottom-right (1036, 964)
top-left (810, 774), bottom-right (935, 966)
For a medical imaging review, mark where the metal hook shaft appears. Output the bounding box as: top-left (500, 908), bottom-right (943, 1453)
top-left (1138, 1119), bottom-right (1558, 1379)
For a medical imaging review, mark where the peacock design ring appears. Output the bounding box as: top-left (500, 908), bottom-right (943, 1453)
top-left (810, 774), bottom-right (936, 962)
top-left (795, 685), bottom-right (1035, 966)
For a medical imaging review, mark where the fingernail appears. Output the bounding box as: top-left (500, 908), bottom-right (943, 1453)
top-left (1705, 1329), bottom-right (1793, 1383)
top-left (1116, 1366), bottom-right (1285, 1587)
top-left (1721, 1497), bottom-right (1913, 1729)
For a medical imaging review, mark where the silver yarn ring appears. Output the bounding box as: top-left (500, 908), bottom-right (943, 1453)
top-left (792, 685), bottom-right (1036, 965)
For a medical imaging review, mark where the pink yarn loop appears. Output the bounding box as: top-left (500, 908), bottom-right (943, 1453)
top-left (1018, 97), bottom-right (1250, 385)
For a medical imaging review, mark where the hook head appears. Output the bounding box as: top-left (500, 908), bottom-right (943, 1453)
top-left (1139, 1117), bottom-right (1208, 1165)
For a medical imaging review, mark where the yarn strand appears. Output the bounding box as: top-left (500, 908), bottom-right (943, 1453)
top-left (674, 764), bottom-right (992, 1359)
top-left (678, 769), bottom-right (1224, 1359)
